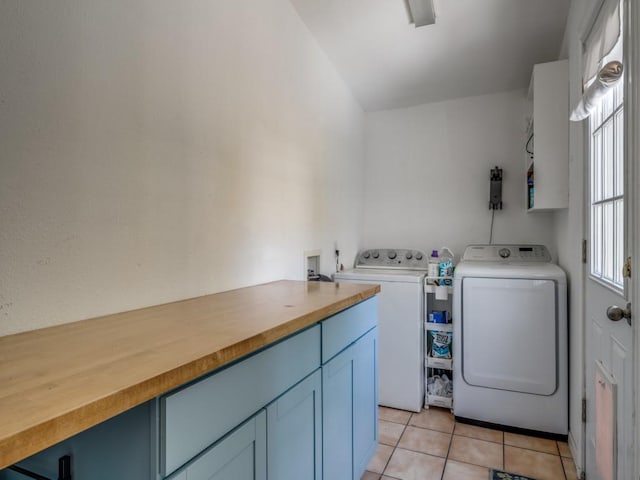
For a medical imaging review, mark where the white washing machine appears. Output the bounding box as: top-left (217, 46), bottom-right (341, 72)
top-left (334, 249), bottom-right (428, 412)
top-left (453, 244), bottom-right (568, 436)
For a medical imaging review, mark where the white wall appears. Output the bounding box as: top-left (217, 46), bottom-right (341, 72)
top-left (363, 90), bottom-right (556, 259)
top-left (0, 0), bottom-right (364, 336)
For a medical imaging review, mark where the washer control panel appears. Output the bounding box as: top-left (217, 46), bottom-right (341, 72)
top-left (462, 245), bottom-right (551, 262)
top-left (356, 249), bottom-right (429, 269)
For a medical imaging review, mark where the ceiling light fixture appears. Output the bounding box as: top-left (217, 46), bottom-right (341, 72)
top-left (404, 0), bottom-right (436, 28)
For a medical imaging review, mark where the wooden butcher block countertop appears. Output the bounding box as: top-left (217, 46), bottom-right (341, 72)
top-left (0, 280), bottom-right (380, 469)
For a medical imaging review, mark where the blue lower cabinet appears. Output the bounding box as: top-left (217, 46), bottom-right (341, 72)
top-left (322, 328), bottom-right (378, 480)
top-left (168, 411), bottom-right (267, 480)
top-left (267, 370), bottom-right (322, 480)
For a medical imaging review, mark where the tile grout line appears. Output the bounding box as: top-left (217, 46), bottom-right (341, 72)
top-left (452, 424), bottom-right (505, 472)
top-left (374, 410), bottom-right (400, 478)
top-left (379, 412), bottom-right (411, 479)
top-left (557, 442), bottom-right (569, 480)
top-left (439, 420), bottom-right (455, 480)
top-left (391, 413), bottom-right (475, 479)
top-left (381, 409), bottom-right (454, 479)
top-left (504, 444), bottom-right (569, 457)
top-left (502, 434), bottom-right (506, 472)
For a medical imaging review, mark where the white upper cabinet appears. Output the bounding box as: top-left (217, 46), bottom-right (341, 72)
top-left (526, 59), bottom-right (569, 211)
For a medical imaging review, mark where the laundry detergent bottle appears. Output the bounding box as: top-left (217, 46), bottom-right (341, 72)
top-left (438, 247), bottom-right (455, 285)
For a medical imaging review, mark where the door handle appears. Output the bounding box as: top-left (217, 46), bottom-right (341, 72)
top-left (606, 303), bottom-right (632, 326)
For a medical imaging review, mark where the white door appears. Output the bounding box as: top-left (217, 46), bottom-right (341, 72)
top-left (583, 2), bottom-right (634, 476)
top-left (584, 278), bottom-right (632, 480)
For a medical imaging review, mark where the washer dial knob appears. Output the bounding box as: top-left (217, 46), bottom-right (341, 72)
top-left (406, 252), bottom-right (413, 260)
top-left (388, 250), bottom-right (397, 260)
top-left (499, 248), bottom-right (511, 259)
top-left (363, 251), bottom-right (370, 259)
top-left (415, 253), bottom-right (423, 261)
top-left (372, 251), bottom-right (380, 259)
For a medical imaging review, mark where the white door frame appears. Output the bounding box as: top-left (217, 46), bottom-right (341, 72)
top-left (575, 2), bottom-right (600, 474)
top-left (628, 0), bottom-right (640, 476)
top-left (567, 1), bottom-right (598, 471)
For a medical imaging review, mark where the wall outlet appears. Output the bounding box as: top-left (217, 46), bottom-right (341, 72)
top-left (304, 249), bottom-right (321, 280)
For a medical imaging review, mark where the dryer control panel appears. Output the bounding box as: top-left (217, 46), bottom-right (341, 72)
top-left (355, 249), bottom-right (429, 270)
top-left (462, 245), bottom-right (551, 262)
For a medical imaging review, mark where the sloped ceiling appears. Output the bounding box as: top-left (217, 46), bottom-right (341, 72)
top-left (290, 0), bottom-right (571, 111)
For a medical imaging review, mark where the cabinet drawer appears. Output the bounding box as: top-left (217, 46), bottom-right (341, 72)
top-left (322, 297), bottom-right (377, 363)
top-left (160, 325), bottom-right (320, 476)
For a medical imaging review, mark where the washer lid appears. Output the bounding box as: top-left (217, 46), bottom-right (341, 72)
top-left (333, 268), bottom-right (425, 283)
top-left (454, 261), bottom-right (566, 282)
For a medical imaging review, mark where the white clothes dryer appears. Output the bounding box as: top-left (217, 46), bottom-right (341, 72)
top-left (334, 249), bottom-right (428, 412)
top-left (453, 244), bottom-right (568, 436)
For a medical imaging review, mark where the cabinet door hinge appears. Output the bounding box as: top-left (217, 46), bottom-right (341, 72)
top-left (623, 256), bottom-right (632, 278)
top-left (582, 398), bottom-right (587, 423)
top-left (582, 239), bottom-right (588, 264)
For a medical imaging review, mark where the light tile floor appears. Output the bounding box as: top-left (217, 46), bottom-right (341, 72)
top-left (363, 406), bottom-right (578, 480)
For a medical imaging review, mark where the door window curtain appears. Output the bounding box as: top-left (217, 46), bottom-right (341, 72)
top-left (570, 0), bottom-right (623, 121)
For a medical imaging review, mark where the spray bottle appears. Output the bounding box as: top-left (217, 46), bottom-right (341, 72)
top-left (427, 250), bottom-right (439, 284)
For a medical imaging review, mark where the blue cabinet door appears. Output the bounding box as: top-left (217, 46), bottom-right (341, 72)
top-left (171, 411), bottom-right (266, 480)
top-left (322, 328), bottom-right (378, 480)
top-left (267, 370), bottom-right (322, 480)
top-left (352, 328), bottom-right (378, 479)
top-left (322, 344), bottom-right (355, 480)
